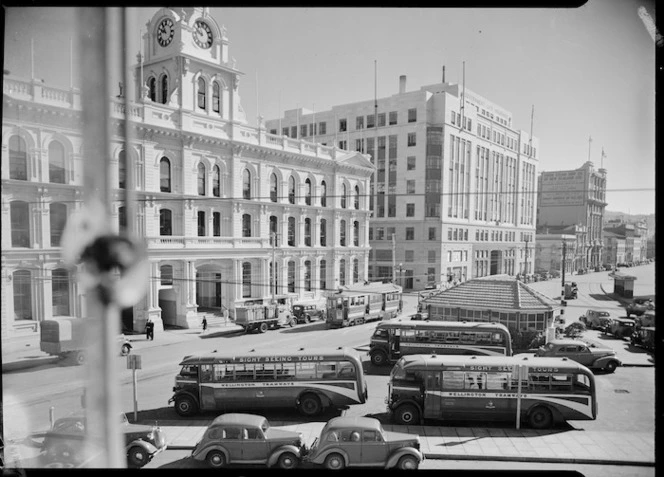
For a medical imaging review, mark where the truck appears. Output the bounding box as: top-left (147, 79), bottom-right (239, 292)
top-left (234, 304), bottom-right (294, 333)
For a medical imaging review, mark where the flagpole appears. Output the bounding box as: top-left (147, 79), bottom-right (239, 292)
top-left (312, 103), bottom-right (316, 143)
top-left (296, 104), bottom-right (300, 139)
top-left (278, 91), bottom-right (282, 135)
top-left (69, 37), bottom-right (73, 89)
top-left (30, 38), bottom-right (34, 80)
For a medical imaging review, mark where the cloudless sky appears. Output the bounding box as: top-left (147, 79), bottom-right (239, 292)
top-left (3, 1), bottom-right (656, 215)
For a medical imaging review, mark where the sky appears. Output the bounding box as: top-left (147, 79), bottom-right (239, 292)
top-left (3, 1), bottom-right (656, 215)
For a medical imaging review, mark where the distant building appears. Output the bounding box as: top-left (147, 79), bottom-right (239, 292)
top-left (603, 230), bottom-right (626, 267)
top-left (603, 220), bottom-right (647, 264)
top-left (537, 161), bottom-right (607, 270)
top-left (535, 224), bottom-right (587, 273)
top-left (267, 76), bottom-right (539, 290)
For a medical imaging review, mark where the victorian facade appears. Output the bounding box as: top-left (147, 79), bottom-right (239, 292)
top-left (1, 7), bottom-right (374, 339)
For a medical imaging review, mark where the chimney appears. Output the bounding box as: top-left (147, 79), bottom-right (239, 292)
top-left (399, 75), bottom-right (406, 94)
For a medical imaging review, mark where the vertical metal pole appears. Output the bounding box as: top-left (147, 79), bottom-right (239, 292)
top-left (561, 240), bottom-right (567, 300)
top-left (272, 232), bottom-right (276, 304)
top-left (516, 365), bottom-right (522, 429)
top-left (391, 234), bottom-right (396, 283)
top-left (133, 367), bottom-right (138, 422)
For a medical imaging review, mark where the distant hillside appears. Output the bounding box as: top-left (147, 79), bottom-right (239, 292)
top-left (604, 210), bottom-right (655, 237)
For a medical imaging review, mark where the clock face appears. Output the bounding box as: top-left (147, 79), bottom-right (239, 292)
top-left (193, 21), bottom-right (213, 49)
top-left (157, 18), bottom-right (174, 47)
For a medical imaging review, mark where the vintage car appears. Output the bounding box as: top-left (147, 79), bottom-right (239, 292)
top-left (625, 298), bottom-right (654, 317)
top-left (191, 413), bottom-right (306, 469)
top-left (535, 339), bottom-right (621, 373)
top-left (291, 303), bottom-right (325, 324)
top-left (631, 327), bottom-right (655, 352)
top-left (579, 309), bottom-right (612, 330)
top-left (306, 416), bottom-right (423, 470)
top-left (605, 318), bottom-right (636, 339)
top-left (25, 413), bottom-right (166, 467)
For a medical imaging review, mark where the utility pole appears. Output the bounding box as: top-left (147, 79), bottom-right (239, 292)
top-left (524, 236), bottom-right (530, 275)
top-left (271, 232), bottom-right (277, 304)
top-left (561, 240), bottom-right (567, 302)
top-left (392, 233), bottom-right (396, 283)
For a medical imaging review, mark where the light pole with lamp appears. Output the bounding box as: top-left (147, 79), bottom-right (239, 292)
top-left (397, 263), bottom-right (404, 289)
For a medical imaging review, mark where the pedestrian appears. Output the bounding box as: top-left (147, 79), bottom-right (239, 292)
top-left (202, 316), bottom-right (207, 333)
top-left (146, 318), bottom-right (154, 341)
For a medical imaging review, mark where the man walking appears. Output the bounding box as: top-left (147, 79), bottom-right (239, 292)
top-left (202, 316), bottom-right (208, 333)
top-left (146, 318), bottom-right (154, 341)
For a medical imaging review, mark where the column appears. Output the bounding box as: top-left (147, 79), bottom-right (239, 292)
top-left (262, 258), bottom-right (270, 299)
top-left (42, 268), bottom-right (53, 321)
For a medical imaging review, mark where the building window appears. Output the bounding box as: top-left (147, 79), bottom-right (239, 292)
top-left (319, 122), bottom-right (327, 135)
top-left (197, 77), bottom-right (206, 110)
top-left (13, 270), bottom-right (32, 320)
top-left (429, 227), bottom-right (436, 240)
top-left (407, 156), bottom-right (416, 170)
top-left (353, 259), bottom-right (359, 283)
top-left (242, 213), bottom-right (251, 237)
top-left (212, 82), bottom-right (220, 113)
top-left (197, 163), bottom-right (206, 196)
top-left (304, 260), bottom-right (312, 291)
top-left (321, 180), bottom-right (327, 207)
top-left (118, 150), bottom-right (126, 189)
top-left (301, 124), bottom-right (308, 137)
top-left (213, 212), bottom-right (221, 236)
top-left (52, 268), bottom-right (70, 316)
top-left (354, 185), bottom-right (360, 209)
top-left (356, 116), bottom-right (364, 129)
top-left (407, 133), bottom-right (416, 147)
top-left (367, 114), bottom-right (375, 128)
top-left (291, 125), bottom-right (297, 138)
top-left (242, 262), bottom-right (252, 298)
top-left (451, 111), bottom-right (456, 125)
top-left (339, 118), bottom-right (347, 132)
top-left (242, 169), bottom-right (251, 199)
top-left (428, 250), bottom-right (436, 263)
top-left (288, 176), bottom-right (296, 204)
top-left (48, 141), bottom-right (66, 184)
top-left (160, 157), bottom-right (171, 192)
top-left (305, 179), bottom-right (312, 205)
top-left (288, 261), bottom-right (296, 293)
top-left (339, 259), bottom-right (346, 286)
top-left (406, 227), bottom-right (415, 240)
top-left (269, 215), bottom-right (278, 244)
top-left (320, 219), bottom-right (327, 246)
top-left (353, 221), bottom-right (360, 246)
top-left (288, 217), bottom-right (296, 246)
top-left (378, 113), bottom-right (386, 127)
top-left (118, 206), bottom-right (127, 232)
top-left (305, 218), bottom-right (312, 246)
top-left (408, 108), bottom-right (417, 123)
top-left (160, 265), bottom-right (173, 286)
top-left (270, 173), bottom-right (278, 202)
top-left (282, 127), bottom-right (289, 137)
top-left (159, 209), bottom-right (172, 236)
top-left (160, 74), bottom-right (168, 104)
top-left (309, 123), bottom-right (316, 136)
top-left (407, 180), bottom-right (415, 194)
top-left (340, 219), bottom-right (347, 246)
top-left (198, 211), bottom-right (206, 236)
top-left (213, 165), bottom-right (221, 197)
top-left (148, 77), bottom-right (156, 102)
top-left (320, 259), bottom-right (327, 291)
top-left (406, 203), bottom-right (415, 217)
top-left (389, 111), bottom-right (398, 125)
top-left (341, 184), bottom-right (347, 208)
top-left (11, 201), bottom-right (30, 247)
top-left (405, 250), bottom-right (414, 262)
top-left (50, 202), bottom-right (67, 247)
top-left (338, 140), bottom-right (347, 150)
top-left (9, 136), bottom-right (28, 181)
top-left (376, 227), bottom-right (385, 240)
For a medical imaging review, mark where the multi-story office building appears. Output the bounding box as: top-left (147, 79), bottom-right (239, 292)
top-left (1, 7), bottom-right (374, 339)
top-left (535, 224), bottom-right (587, 274)
top-left (267, 76), bottom-right (539, 290)
top-left (537, 161), bottom-right (607, 269)
top-left (604, 220), bottom-right (648, 265)
top-left (603, 231), bottom-right (626, 268)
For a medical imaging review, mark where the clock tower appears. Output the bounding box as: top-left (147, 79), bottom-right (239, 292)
top-left (137, 7), bottom-right (246, 123)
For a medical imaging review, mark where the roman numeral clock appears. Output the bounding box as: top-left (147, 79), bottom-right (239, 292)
top-left (193, 20), bottom-right (213, 49)
top-left (157, 18), bottom-right (174, 47)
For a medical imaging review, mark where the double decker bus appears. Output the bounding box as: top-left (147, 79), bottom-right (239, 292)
top-left (369, 320), bottom-right (512, 366)
top-left (169, 347), bottom-right (367, 417)
top-left (386, 354), bottom-right (597, 429)
top-left (326, 282), bottom-right (402, 328)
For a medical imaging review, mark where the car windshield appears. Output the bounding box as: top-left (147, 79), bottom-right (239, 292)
top-left (260, 419), bottom-right (269, 432)
top-left (372, 328), bottom-right (388, 339)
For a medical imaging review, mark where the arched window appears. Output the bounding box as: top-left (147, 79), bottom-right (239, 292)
top-left (288, 217), bottom-right (295, 246)
top-left (339, 219), bottom-right (347, 246)
top-left (320, 219), bottom-right (327, 247)
top-left (197, 77), bottom-right (206, 110)
top-left (197, 163), bottom-right (206, 196)
top-left (48, 141), bottom-right (66, 184)
top-left (118, 206), bottom-right (127, 232)
top-left (288, 261), bottom-right (296, 293)
top-left (52, 268), bottom-right (70, 316)
top-left (353, 221), bottom-right (360, 246)
top-left (288, 176), bottom-right (296, 204)
top-left (242, 169), bottom-right (251, 199)
top-left (242, 262), bottom-right (252, 298)
top-left (13, 270), bottom-right (32, 320)
top-left (10, 201), bottom-right (30, 247)
top-left (304, 260), bottom-right (312, 291)
top-left (339, 259), bottom-right (346, 286)
top-left (304, 218), bottom-right (311, 246)
top-left (242, 214), bottom-right (252, 237)
top-left (354, 185), bottom-right (360, 209)
top-left (50, 203), bottom-right (67, 247)
top-left (161, 74), bottom-right (169, 104)
top-left (159, 209), bottom-right (172, 236)
top-left (305, 179), bottom-right (312, 205)
top-left (212, 82), bottom-right (220, 113)
top-left (212, 165), bottom-right (221, 197)
top-left (320, 180), bottom-right (327, 207)
top-left (341, 184), bottom-right (347, 208)
top-left (270, 173), bottom-right (278, 202)
top-left (269, 215), bottom-right (278, 244)
top-left (148, 77), bottom-right (157, 102)
top-left (320, 260), bottom-right (327, 291)
top-left (160, 157), bottom-right (171, 192)
top-left (160, 265), bottom-right (173, 285)
top-left (9, 135), bottom-right (28, 180)
top-left (118, 150), bottom-right (126, 189)
top-left (353, 259), bottom-right (359, 283)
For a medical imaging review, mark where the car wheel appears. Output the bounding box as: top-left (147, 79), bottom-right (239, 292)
top-left (277, 451), bottom-right (299, 469)
top-left (127, 445), bottom-right (149, 468)
top-left (206, 450), bottom-right (226, 468)
top-left (370, 350), bottom-right (388, 366)
top-left (121, 344), bottom-right (131, 356)
top-left (324, 453), bottom-right (345, 470)
top-left (298, 393), bottom-right (322, 416)
top-left (604, 361), bottom-right (618, 373)
top-left (395, 404), bottom-right (420, 425)
top-left (174, 395), bottom-right (198, 417)
top-left (397, 454), bottom-right (420, 470)
top-left (305, 315), bottom-right (312, 323)
top-left (529, 406), bottom-right (553, 429)
top-left (259, 322), bottom-right (269, 333)
top-left (74, 351), bottom-right (86, 366)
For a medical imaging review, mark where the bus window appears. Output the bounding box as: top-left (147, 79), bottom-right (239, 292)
top-left (337, 363), bottom-right (356, 378)
top-left (181, 365), bottom-right (198, 377)
top-left (465, 372), bottom-right (486, 390)
top-left (276, 362), bottom-right (296, 380)
top-left (296, 362), bottom-right (317, 379)
top-left (551, 374), bottom-right (573, 391)
top-left (255, 363), bottom-right (276, 380)
top-left (336, 299), bottom-right (343, 310)
top-left (372, 328), bottom-right (388, 339)
top-left (574, 373), bottom-right (591, 391)
top-left (213, 364), bottom-right (226, 381)
top-left (442, 370), bottom-right (464, 389)
top-left (485, 372), bottom-right (510, 390)
top-left (446, 331), bottom-right (460, 342)
top-left (201, 364), bottom-right (214, 383)
top-left (235, 363), bottom-right (254, 381)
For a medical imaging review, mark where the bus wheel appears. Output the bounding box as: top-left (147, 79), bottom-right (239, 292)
top-left (324, 453), bottom-right (345, 470)
top-left (277, 451), bottom-right (299, 469)
top-left (528, 406), bottom-right (553, 429)
top-left (298, 393), bottom-right (322, 416)
top-left (397, 454), bottom-right (419, 470)
top-left (370, 350), bottom-right (388, 366)
top-left (395, 404), bottom-right (419, 425)
top-left (74, 351), bottom-right (86, 366)
top-left (259, 322), bottom-right (269, 333)
top-left (174, 395), bottom-right (198, 417)
top-left (127, 446), bottom-right (149, 468)
top-left (604, 361), bottom-right (618, 373)
top-left (206, 450), bottom-right (226, 468)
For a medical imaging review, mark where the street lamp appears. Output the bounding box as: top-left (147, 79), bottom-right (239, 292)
top-left (397, 263), bottom-right (404, 288)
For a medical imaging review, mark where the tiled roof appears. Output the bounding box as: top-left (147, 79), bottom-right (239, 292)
top-left (421, 275), bottom-right (560, 311)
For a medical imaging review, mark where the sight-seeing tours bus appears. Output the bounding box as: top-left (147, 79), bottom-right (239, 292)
top-left (326, 282), bottom-right (402, 328)
top-left (387, 354), bottom-right (597, 429)
top-left (369, 320), bottom-right (513, 366)
top-left (169, 347), bottom-right (367, 417)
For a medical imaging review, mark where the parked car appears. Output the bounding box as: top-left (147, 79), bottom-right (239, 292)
top-left (631, 327), bottom-right (655, 352)
top-left (535, 339), bottom-right (621, 373)
top-left (306, 416), bottom-right (423, 470)
top-left (626, 298), bottom-right (654, 317)
top-left (292, 303), bottom-right (325, 324)
top-left (604, 317), bottom-right (636, 339)
top-left (191, 413), bottom-right (306, 469)
top-left (635, 312), bottom-right (655, 329)
top-left (579, 309), bottom-right (612, 330)
top-left (25, 413), bottom-right (166, 467)
top-left (410, 312), bottom-right (429, 321)
top-left (549, 270), bottom-right (561, 278)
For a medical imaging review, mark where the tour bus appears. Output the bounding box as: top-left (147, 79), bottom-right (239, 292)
top-left (169, 347), bottom-right (367, 418)
top-left (369, 320), bottom-right (512, 366)
top-left (387, 354), bottom-right (597, 429)
top-left (326, 282), bottom-right (402, 328)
